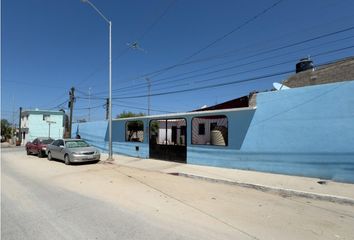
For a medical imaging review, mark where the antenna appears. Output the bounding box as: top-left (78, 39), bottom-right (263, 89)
top-left (273, 82), bottom-right (290, 90)
top-left (126, 41), bottom-right (147, 53)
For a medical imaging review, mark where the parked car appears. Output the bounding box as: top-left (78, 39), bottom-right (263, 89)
top-left (46, 139), bottom-right (100, 165)
top-left (26, 137), bottom-right (54, 157)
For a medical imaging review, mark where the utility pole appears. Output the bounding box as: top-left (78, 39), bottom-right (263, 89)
top-left (105, 98), bottom-right (109, 120)
top-left (18, 107), bottom-right (22, 145)
top-left (88, 87), bottom-right (91, 122)
top-left (68, 87), bottom-right (75, 138)
top-left (12, 95), bottom-right (15, 144)
top-left (145, 78), bottom-right (151, 115)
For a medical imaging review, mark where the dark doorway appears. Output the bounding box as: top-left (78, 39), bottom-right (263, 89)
top-left (149, 119), bottom-right (187, 163)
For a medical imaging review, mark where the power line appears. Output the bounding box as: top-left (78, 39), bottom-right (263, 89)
top-left (103, 15), bottom-right (354, 91)
top-left (136, 0), bottom-right (178, 41)
top-left (151, 34), bottom-right (354, 85)
top-left (75, 104), bottom-right (105, 110)
top-left (111, 57), bottom-right (351, 100)
top-left (49, 100), bottom-right (69, 110)
top-left (112, 70), bottom-right (293, 100)
top-left (80, 52), bottom-right (353, 102)
top-left (111, 43), bottom-right (354, 97)
top-left (98, 26), bottom-right (354, 95)
top-left (37, 91), bottom-right (69, 110)
top-left (132, 0), bottom-right (284, 80)
top-left (112, 103), bottom-right (176, 114)
top-left (73, 47), bottom-right (131, 89)
top-left (180, 0), bottom-right (284, 63)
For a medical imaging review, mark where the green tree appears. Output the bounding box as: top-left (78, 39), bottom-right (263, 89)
top-left (1, 119), bottom-right (12, 140)
top-left (116, 111), bottom-right (145, 119)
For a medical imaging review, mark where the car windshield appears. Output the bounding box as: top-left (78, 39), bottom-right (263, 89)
top-left (65, 140), bottom-right (90, 148)
top-left (41, 139), bottom-right (53, 144)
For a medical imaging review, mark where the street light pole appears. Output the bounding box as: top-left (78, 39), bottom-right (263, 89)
top-left (108, 20), bottom-right (113, 160)
top-left (82, 0), bottom-right (113, 161)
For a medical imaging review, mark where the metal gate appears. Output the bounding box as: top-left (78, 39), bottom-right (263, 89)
top-left (149, 119), bottom-right (187, 163)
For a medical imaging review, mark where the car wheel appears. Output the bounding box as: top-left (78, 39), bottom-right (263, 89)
top-left (38, 150), bottom-right (43, 158)
top-left (26, 148), bottom-right (30, 155)
top-left (47, 151), bottom-right (53, 161)
top-left (64, 154), bottom-right (71, 165)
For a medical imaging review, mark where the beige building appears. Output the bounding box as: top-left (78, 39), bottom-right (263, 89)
top-left (283, 56), bottom-right (354, 88)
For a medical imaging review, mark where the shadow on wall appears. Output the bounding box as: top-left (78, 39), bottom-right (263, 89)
top-left (233, 109), bottom-right (256, 150)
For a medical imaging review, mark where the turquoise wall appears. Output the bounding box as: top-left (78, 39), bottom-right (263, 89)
top-left (28, 113), bottom-right (64, 142)
top-left (73, 80), bottom-right (354, 183)
top-left (188, 80), bottom-right (354, 182)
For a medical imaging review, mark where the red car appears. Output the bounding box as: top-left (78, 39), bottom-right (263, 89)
top-left (26, 137), bottom-right (54, 158)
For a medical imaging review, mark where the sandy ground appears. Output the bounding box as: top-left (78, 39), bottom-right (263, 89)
top-left (2, 147), bottom-right (354, 240)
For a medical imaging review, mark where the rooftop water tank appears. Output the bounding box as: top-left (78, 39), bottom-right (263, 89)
top-left (296, 57), bottom-right (314, 73)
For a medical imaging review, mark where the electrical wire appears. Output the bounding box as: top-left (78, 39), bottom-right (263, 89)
top-left (78, 53), bottom-right (354, 102)
top-left (126, 0), bottom-right (284, 81)
top-left (112, 103), bottom-right (176, 114)
top-left (49, 100), bottom-right (69, 110)
top-left (180, 0), bottom-right (284, 63)
top-left (104, 43), bottom-right (354, 97)
top-left (136, 0), bottom-right (178, 41)
top-left (111, 57), bottom-right (352, 100)
top-left (96, 26), bottom-right (354, 95)
top-left (111, 70), bottom-right (293, 99)
top-left (75, 104), bottom-right (105, 110)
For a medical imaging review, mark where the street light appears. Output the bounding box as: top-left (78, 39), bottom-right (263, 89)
top-left (81, 0), bottom-right (113, 161)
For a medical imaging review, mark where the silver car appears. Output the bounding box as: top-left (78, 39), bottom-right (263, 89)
top-left (46, 139), bottom-right (100, 165)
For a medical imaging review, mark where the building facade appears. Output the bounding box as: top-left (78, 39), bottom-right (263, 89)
top-left (73, 80), bottom-right (354, 183)
top-left (21, 110), bottom-right (65, 144)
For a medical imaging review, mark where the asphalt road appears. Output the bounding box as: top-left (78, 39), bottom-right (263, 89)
top-left (1, 147), bottom-right (194, 240)
top-left (2, 146), bottom-right (354, 240)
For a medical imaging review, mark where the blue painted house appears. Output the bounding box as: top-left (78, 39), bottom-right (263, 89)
top-left (21, 109), bottom-right (65, 144)
top-left (73, 80), bottom-right (354, 183)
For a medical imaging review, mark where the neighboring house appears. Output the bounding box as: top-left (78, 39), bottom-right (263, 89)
top-left (20, 109), bottom-right (65, 144)
top-left (283, 56), bottom-right (354, 88)
top-left (72, 57), bottom-right (354, 182)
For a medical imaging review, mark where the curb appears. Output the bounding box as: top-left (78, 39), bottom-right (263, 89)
top-left (172, 172), bottom-right (354, 206)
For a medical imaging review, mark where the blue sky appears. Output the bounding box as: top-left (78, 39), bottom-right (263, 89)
top-left (2, 0), bottom-right (354, 122)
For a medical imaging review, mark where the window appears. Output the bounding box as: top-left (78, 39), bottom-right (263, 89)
top-left (40, 138), bottom-right (54, 144)
top-left (65, 140), bottom-right (90, 148)
top-left (126, 120), bottom-right (144, 142)
top-left (52, 140), bottom-right (60, 146)
top-left (43, 114), bottom-right (50, 121)
top-left (192, 115), bottom-right (228, 146)
top-left (198, 123), bottom-right (205, 135)
top-left (58, 140), bottom-right (64, 146)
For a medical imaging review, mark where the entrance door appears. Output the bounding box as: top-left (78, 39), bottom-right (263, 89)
top-left (149, 119), bottom-right (187, 163)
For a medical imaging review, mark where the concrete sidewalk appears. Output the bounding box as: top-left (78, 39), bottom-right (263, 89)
top-left (101, 153), bottom-right (354, 205)
top-left (1, 142), bottom-right (17, 148)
